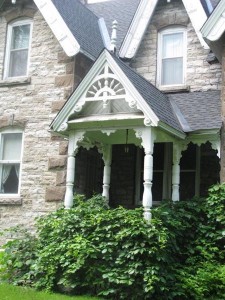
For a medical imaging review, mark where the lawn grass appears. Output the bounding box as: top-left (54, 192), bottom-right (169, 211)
top-left (0, 283), bottom-right (100, 300)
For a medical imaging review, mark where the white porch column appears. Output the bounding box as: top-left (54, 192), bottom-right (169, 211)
top-left (102, 144), bottom-right (112, 201)
top-left (172, 143), bottom-right (183, 202)
top-left (64, 152), bottom-right (76, 209)
top-left (135, 127), bottom-right (155, 221)
top-left (64, 131), bottom-right (85, 209)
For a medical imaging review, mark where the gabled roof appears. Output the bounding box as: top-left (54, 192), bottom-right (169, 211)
top-left (112, 55), bottom-right (183, 133)
top-left (51, 49), bottom-right (184, 138)
top-left (52, 0), bottom-right (104, 59)
top-left (85, 0), bottom-right (140, 51)
top-left (119, 0), bottom-right (209, 59)
top-left (1, 0), bottom-right (214, 61)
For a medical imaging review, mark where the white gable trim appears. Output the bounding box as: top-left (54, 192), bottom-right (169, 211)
top-left (51, 50), bottom-right (160, 132)
top-left (34, 0), bottom-right (80, 57)
top-left (98, 18), bottom-right (111, 50)
top-left (119, 0), bottom-right (209, 59)
top-left (201, 0), bottom-right (225, 42)
top-left (119, 0), bottom-right (158, 59)
top-left (182, 0), bottom-right (208, 49)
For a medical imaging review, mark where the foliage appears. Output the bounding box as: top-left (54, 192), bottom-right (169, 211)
top-left (1, 185), bottom-right (225, 299)
top-left (0, 283), bottom-right (100, 300)
top-left (0, 227), bottom-right (37, 286)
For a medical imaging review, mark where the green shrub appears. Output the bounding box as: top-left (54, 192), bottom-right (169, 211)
top-left (1, 185), bottom-right (225, 299)
top-left (0, 227), bottom-right (37, 285)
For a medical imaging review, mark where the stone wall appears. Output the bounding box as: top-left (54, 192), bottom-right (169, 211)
top-left (0, 0), bottom-right (92, 243)
top-left (131, 0), bottom-right (222, 92)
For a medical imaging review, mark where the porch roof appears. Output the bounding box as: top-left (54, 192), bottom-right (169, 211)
top-left (168, 90), bottom-right (222, 131)
top-left (51, 49), bottom-right (185, 137)
top-left (111, 54), bottom-right (183, 133)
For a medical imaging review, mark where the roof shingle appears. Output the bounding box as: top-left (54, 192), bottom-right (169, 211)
top-left (85, 0), bottom-right (140, 50)
top-left (111, 53), bottom-right (183, 132)
top-left (168, 91), bottom-right (221, 131)
top-left (52, 0), bottom-right (104, 58)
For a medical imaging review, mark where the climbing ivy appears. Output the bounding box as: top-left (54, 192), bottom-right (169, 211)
top-left (1, 186), bottom-right (225, 299)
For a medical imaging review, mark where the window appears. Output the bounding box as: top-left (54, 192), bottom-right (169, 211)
top-left (135, 143), bottom-right (172, 205)
top-left (158, 26), bottom-right (186, 86)
top-left (0, 130), bottom-right (23, 195)
top-left (4, 19), bottom-right (32, 78)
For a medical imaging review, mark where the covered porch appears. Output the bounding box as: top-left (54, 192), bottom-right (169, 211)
top-left (50, 50), bottom-right (221, 220)
top-left (64, 126), bottom-right (220, 220)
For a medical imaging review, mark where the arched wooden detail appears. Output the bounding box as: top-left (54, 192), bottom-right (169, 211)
top-left (85, 64), bottom-right (126, 109)
top-left (73, 63), bottom-right (140, 114)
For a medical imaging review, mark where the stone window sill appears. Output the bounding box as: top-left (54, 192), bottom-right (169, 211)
top-left (0, 196), bottom-right (22, 205)
top-left (0, 76), bottom-right (31, 87)
top-left (158, 84), bottom-right (190, 93)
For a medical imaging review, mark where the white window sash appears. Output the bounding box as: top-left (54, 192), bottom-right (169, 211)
top-left (157, 27), bottom-right (187, 87)
top-left (0, 130), bottom-right (23, 196)
top-left (4, 19), bottom-right (33, 79)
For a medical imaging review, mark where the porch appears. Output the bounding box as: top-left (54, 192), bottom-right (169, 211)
top-left (64, 128), bottom-right (220, 220)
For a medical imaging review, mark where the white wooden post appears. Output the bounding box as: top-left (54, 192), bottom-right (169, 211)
top-left (172, 144), bottom-right (183, 202)
top-left (64, 152), bottom-right (76, 209)
top-left (135, 127), bottom-right (155, 221)
top-left (64, 131), bottom-right (85, 209)
top-left (102, 144), bottom-right (112, 201)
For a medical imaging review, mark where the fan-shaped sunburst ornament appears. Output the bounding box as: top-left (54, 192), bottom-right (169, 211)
top-left (86, 64), bottom-right (126, 108)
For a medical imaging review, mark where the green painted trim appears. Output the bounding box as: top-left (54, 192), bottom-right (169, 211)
top-left (158, 121), bottom-right (186, 140)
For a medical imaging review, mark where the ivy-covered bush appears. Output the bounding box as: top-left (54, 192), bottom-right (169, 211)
top-left (1, 185), bottom-right (225, 299)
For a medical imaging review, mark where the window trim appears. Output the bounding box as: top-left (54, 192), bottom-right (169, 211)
top-left (0, 128), bottom-right (24, 197)
top-left (4, 18), bottom-right (33, 79)
top-left (157, 26), bottom-right (187, 88)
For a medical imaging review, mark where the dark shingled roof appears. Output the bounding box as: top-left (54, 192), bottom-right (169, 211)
top-left (168, 91), bottom-right (222, 132)
top-left (210, 0), bottom-right (220, 8)
top-left (52, 0), bottom-right (104, 58)
top-left (85, 0), bottom-right (140, 50)
top-left (110, 53), bottom-right (183, 132)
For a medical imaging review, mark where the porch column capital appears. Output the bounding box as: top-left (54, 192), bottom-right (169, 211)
top-left (210, 140), bottom-right (221, 158)
top-left (134, 127), bottom-right (155, 154)
top-left (173, 143), bottom-right (187, 164)
top-left (71, 131), bottom-right (86, 155)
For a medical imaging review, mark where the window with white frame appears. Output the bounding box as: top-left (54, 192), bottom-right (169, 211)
top-left (158, 26), bottom-right (186, 86)
top-left (4, 19), bottom-right (32, 78)
top-left (0, 130), bottom-right (23, 195)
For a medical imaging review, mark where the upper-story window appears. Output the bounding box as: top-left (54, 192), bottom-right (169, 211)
top-left (4, 19), bottom-right (32, 78)
top-left (0, 129), bottom-right (23, 195)
top-left (157, 26), bottom-right (186, 86)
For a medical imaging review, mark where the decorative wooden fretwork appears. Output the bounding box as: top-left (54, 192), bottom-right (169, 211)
top-left (86, 64), bottom-right (126, 109)
top-left (73, 63), bottom-right (133, 114)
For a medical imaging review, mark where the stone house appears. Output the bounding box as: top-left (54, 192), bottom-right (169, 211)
top-left (0, 0), bottom-right (223, 237)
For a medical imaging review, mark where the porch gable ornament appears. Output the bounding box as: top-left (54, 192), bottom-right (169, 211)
top-left (85, 63), bottom-right (126, 110)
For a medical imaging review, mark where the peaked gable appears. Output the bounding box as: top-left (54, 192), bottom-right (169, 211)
top-left (119, 0), bottom-right (209, 59)
top-left (51, 49), bottom-right (184, 138)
